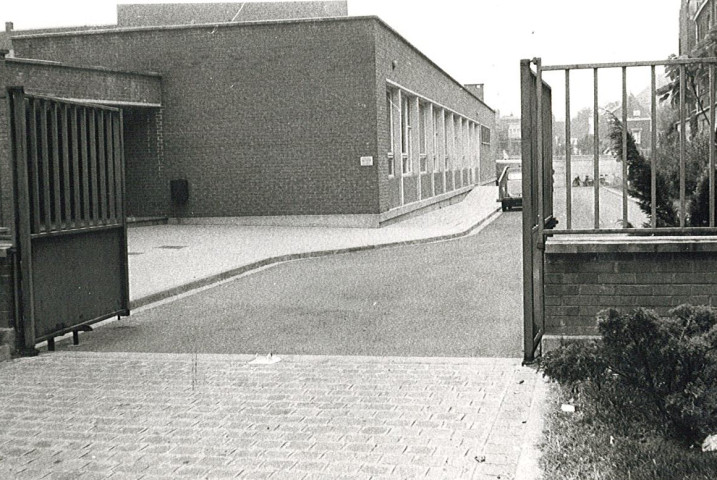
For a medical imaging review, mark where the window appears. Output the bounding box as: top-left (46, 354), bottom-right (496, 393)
top-left (631, 128), bottom-right (642, 145)
top-left (385, 85), bottom-right (486, 179)
top-left (419, 103), bottom-right (427, 154)
top-left (401, 94), bottom-right (412, 174)
top-left (481, 125), bottom-right (491, 145)
top-left (444, 113), bottom-right (450, 171)
top-left (387, 90), bottom-right (395, 177)
top-left (697, 4), bottom-right (712, 41)
top-left (433, 108), bottom-right (441, 172)
top-left (473, 123), bottom-right (480, 167)
top-left (419, 102), bottom-right (427, 173)
top-left (469, 123), bottom-right (475, 167)
top-left (461, 118), bottom-right (467, 169)
top-left (454, 116), bottom-right (460, 169)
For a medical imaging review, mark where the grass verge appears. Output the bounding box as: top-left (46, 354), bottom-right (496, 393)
top-left (539, 382), bottom-right (717, 480)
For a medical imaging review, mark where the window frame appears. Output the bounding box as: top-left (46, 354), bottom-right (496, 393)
top-left (387, 89), bottom-right (395, 178)
top-left (401, 94), bottom-right (413, 175)
top-left (419, 101), bottom-right (428, 173)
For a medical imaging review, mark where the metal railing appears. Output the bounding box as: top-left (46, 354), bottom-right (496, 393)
top-left (534, 57), bottom-right (717, 237)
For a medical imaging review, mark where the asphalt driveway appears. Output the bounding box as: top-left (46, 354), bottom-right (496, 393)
top-left (56, 212), bottom-right (523, 357)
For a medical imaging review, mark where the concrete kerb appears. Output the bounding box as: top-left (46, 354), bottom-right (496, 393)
top-left (129, 205), bottom-right (503, 310)
top-left (515, 370), bottom-right (549, 480)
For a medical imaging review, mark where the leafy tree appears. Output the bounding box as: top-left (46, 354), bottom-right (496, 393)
top-left (612, 48), bottom-right (717, 227)
top-left (689, 170), bottom-right (716, 226)
top-left (657, 54), bottom-right (715, 139)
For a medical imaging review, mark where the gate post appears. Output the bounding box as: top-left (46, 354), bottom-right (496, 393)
top-left (520, 59), bottom-right (548, 364)
top-left (7, 87), bottom-right (37, 355)
top-left (521, 60), bottom-right (536, 363)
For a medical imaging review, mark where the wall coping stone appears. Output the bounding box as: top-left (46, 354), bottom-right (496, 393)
top-left (7, 57), bottom-right (162, 78)
top-left (545, 235), bottom-right (717, 254)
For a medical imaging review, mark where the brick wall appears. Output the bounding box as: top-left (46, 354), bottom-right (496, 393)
top-left (124, 108), bottom-right (168, 217)
top-left (13, 19), bottom-right (380, 217)
top-left (545, 249), bottom-right (717, 335)
top-left (0, 248), bottom-right (15, 360)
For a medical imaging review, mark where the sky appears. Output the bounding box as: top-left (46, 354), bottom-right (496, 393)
top-left (0, 0), bottom-right (683, 117)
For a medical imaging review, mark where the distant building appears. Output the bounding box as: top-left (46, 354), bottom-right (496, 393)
top-left (116, 1), bottom-right (348, 27)
top-left (606, 95), bottom-right (653, 153)
top-left (497, 114), bottom-right (521, 158)
top-left (680, 0), bottom-right (715, 54)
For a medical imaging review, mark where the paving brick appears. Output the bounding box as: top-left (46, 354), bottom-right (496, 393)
top-left (0, 353), bottom-right (541, 480)
top-left (322, 461), bottom-right (362, 474)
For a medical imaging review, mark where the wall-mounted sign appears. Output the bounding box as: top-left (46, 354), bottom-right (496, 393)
top-left (360, 156), bottom-right (374, 166)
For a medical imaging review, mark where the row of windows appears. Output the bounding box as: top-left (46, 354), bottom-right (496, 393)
top-left (696, 0), bottom-right (716, 42)
top-left (386, 88), bottom-right (490, 178)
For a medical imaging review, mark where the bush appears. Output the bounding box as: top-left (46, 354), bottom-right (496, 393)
top-left (539, 305), bottom-right (717, 445)
top-left (688, 170), bottom-right (717, 227)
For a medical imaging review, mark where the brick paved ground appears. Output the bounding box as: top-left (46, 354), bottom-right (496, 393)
top-left (0, 352), bottom-right (543, 479)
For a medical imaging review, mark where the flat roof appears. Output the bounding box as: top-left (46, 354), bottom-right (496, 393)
top-left (11, 15), bottom-right (493, 112)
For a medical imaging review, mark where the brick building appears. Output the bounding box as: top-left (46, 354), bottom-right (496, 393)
top-left (0, 2), bottom-right (495, 228)
top-left (680, 0), bottom-right (715, 54)
top-left (606, 95), bottom-right (653, 153)
top-left (496, 114), bottom-right (521, 158)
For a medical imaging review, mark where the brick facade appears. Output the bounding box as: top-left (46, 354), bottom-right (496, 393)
top-left (0, 247), bottom-right (15, 360)
top-left (544, 245), bottom-right (717, 335)
top-left (124, 108), bottom-right (167, 218)
top-left (10, 16), bottom-right (494, 221)
top-left (13, 19), bottom-right (380, 218)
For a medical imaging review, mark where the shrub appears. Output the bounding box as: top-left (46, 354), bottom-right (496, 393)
top-left (688, 170), bottom-right (717, 227)
top-left (539, 305), bottom-right (717, 445)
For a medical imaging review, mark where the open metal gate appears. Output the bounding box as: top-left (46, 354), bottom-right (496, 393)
top-left (8, 87), bottom-right (129, 353)
top-left (521, 59), bottom-right (556, 364)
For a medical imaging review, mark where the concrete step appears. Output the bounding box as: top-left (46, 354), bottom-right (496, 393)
top-left (127, 216), bottom-right (168, 227)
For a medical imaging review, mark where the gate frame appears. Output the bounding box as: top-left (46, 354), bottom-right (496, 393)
top-left (521, 56), bottom-right (717, 363)
top-left (7, 87), bottom-right (130, 353)
top-left (521, 59), bottom-right (556, 364)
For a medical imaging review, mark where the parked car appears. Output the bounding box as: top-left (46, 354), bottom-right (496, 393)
top-left (497, 165), bottom-right (522, 211)
top-left (495, 159), bottom-right (521, 185)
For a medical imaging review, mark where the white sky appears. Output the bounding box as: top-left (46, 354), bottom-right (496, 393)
top-left (1, 0), bottom-right (682, 117)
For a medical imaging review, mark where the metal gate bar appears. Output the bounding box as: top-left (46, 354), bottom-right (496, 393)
top-left (652, 66), bottom-right (658, 228)
top-left (523, 57), bottom-right (717, 361)
top-left (593, 68), bottom-right (600, 229)
top-left (540, 57), bottom-right (717, 235)
top-left (16, 95), bottom-right (126, 236)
